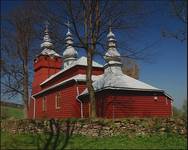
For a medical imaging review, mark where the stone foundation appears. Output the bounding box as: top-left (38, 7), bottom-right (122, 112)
top-left (1, 118), bottom-right (187, 137)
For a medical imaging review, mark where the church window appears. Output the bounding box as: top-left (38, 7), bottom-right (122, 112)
top-left (165, 97), bottom-right (168, 105)
top-left (55, 92), bottom-right (61, 109)
top-left (42, 96), bottom-right (47, 111)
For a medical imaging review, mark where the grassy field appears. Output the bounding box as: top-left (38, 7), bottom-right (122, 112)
top-left (1, 106), bottom-right (24, 119)
top-left (0, 107), bottom-right (187, 149)
top-left (1, 132), bottom-right (187, 149)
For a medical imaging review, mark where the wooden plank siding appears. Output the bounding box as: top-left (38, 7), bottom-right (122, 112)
top-left (101, 91), bottom-right (171, 118)
top-left (28, 54), bottom-right (172, 119)
top-left (32, 55), bottom-right (62, 94)
top-left (41, 66), bottom-right (103, 89)
top-left (28, 82), bottom-right (87, 119)
top-left (81, 90), bottom-right (172, 118)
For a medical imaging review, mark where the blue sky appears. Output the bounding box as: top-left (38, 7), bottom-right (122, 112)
top-left (1, 0), bottom-right (187, 108)
top-left (125, 1), bottom-right (186, 108)
top-left (94, 1), bottom-right (187, 108)
top-left (125, 1), bottom-right (187, 108)
top-left (139, 38), bottom-right (186, 108)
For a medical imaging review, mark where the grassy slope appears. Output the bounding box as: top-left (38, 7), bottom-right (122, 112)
top-left (1, 132), bottom-right (187, 149)
top-left (1, 106), bottom-right (24, 119)
top-left (67, 134), bottom-right (187, 149)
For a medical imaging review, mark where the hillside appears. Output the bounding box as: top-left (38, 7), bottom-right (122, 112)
top-left (1, 104), bottom-right (24, 119)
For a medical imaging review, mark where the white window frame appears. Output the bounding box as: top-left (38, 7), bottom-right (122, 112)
top-left (42, 96), bottom-right (47, 111)
top-left (55, 92), bottom-right (61, 109)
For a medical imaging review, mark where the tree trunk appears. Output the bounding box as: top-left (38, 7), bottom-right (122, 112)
top-left (86, 49), bottom-right (96, 118)
top-left (23, 49), bottom-right (29, 118)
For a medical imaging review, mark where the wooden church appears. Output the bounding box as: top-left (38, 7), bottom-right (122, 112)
top-left (27, 24), bottom-right (173, 119)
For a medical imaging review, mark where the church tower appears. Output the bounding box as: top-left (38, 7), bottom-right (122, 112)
top-left (32, 23), bottom-right (62, 94)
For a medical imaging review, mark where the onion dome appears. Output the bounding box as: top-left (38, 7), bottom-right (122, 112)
top-left (40, 23), bottom-right (53, 49)
top-left (104, 27), bottom-right (121, 63)
top-left (40, 22), bottom-right (61, 57)
top-left (63, 22), bottom-right (78, 68)
top-left (78, 27), bottom-right (162, 98)
top-left (104, 27), bottom-right (122, 74)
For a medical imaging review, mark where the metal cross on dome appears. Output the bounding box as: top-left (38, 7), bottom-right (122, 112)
top-left (45, 21), bottom-right (50, 31)
top-left (65, 20), bottom-right (71, 32)
top-left (108, 19), bottom-right (112, 32)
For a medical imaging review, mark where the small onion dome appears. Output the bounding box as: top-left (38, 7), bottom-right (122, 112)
top-left (66, 30), bottom-right (72, 36)
top-left (107, 30), bottom-right (115, 38)
top-left (63, 46), bottom-right (78, 59)
top-left (40, 25), bottom-right (54, 49)
top-left (104, 48), bottom-right (121, 62)
top-left (63, 28), bottom-right (78, 60)
top-left (104, 28), bottom-right (121, 63)
top-left (65, 31), bottom-right (73, 47)
top-left (40, 23), bottom-right (61, 58)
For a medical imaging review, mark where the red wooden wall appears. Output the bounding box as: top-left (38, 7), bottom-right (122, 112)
top-left (28, 81), bottom-right (87, 119)
top-left (41, 66), bottom-right (103, 89)
top-left (32, 55), bottom-right (62, 94)
top-left (28, 54), bottom-right (104, 119)
top-left (28, 53), bottom-right (172, 119)
top-left (82, 90), bottom-right (172, 118)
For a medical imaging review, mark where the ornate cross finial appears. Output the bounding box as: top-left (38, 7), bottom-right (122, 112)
top-left (107, 19), bottom-right (115, 39)
top-left (65, 19), bottom-right (71, 33)
top-left (41, 20), bottom-right (53, 49)
top-left (45, 21), bottom-right (50, 32)
top-left (108, 19), bottom-right (112, 33)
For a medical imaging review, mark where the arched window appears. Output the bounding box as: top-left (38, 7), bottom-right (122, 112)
top-left (42, 96), bottom-right (47, 111)
top-left (55, 92), bottom-right (61, 109)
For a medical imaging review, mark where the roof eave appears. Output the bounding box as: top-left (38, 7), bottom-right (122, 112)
top-left (33, 78), bottom-right (85, 98)
top-left (78, 87), bottom-right (173, 100)
top-left (40, 64), bottom-right (103, 86)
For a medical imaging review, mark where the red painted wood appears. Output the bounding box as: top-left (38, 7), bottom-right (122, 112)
top-left (94, 90), bottom-right (172, 118)
top-left (28, 53), bottom-right (104, 119)
top-left (28, 81), bottom-right (87, 119)
top-left (32, 55), bottom-right (62, 95)
top-left (35, 83), bottom-right (77, 119)
top-left (28, 54), bottom-right (172, 119)
top-left (41, 66), bottom-right (104, 89)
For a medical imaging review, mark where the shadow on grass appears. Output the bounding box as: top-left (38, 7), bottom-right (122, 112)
top-left (36, 118), bottom-right (75, 150)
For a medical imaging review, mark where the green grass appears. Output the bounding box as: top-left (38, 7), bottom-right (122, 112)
top-left (1, 106), bottom-right (24, 119)
top-left (1, 132), bottom-right (37, 149)
top-left (1, 132), bottom-right (187, 149)
top-left (67, 134), bottom-right (187, 149)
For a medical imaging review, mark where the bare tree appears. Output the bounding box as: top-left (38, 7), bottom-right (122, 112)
top-left (1, 2), bottom-right (39, 117)
top-left (162, 0), bottom-right (187, 42)
top-left (182, 99), bottom-right (187, 118)
top-left (63, 0), bottom-right (147, 117)
top-left (64, 0), bottom-right (101, 118)
top-left (2, 0), bottom-right (153, 118)
top-left (122, 58), bottom-right (139, 79)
